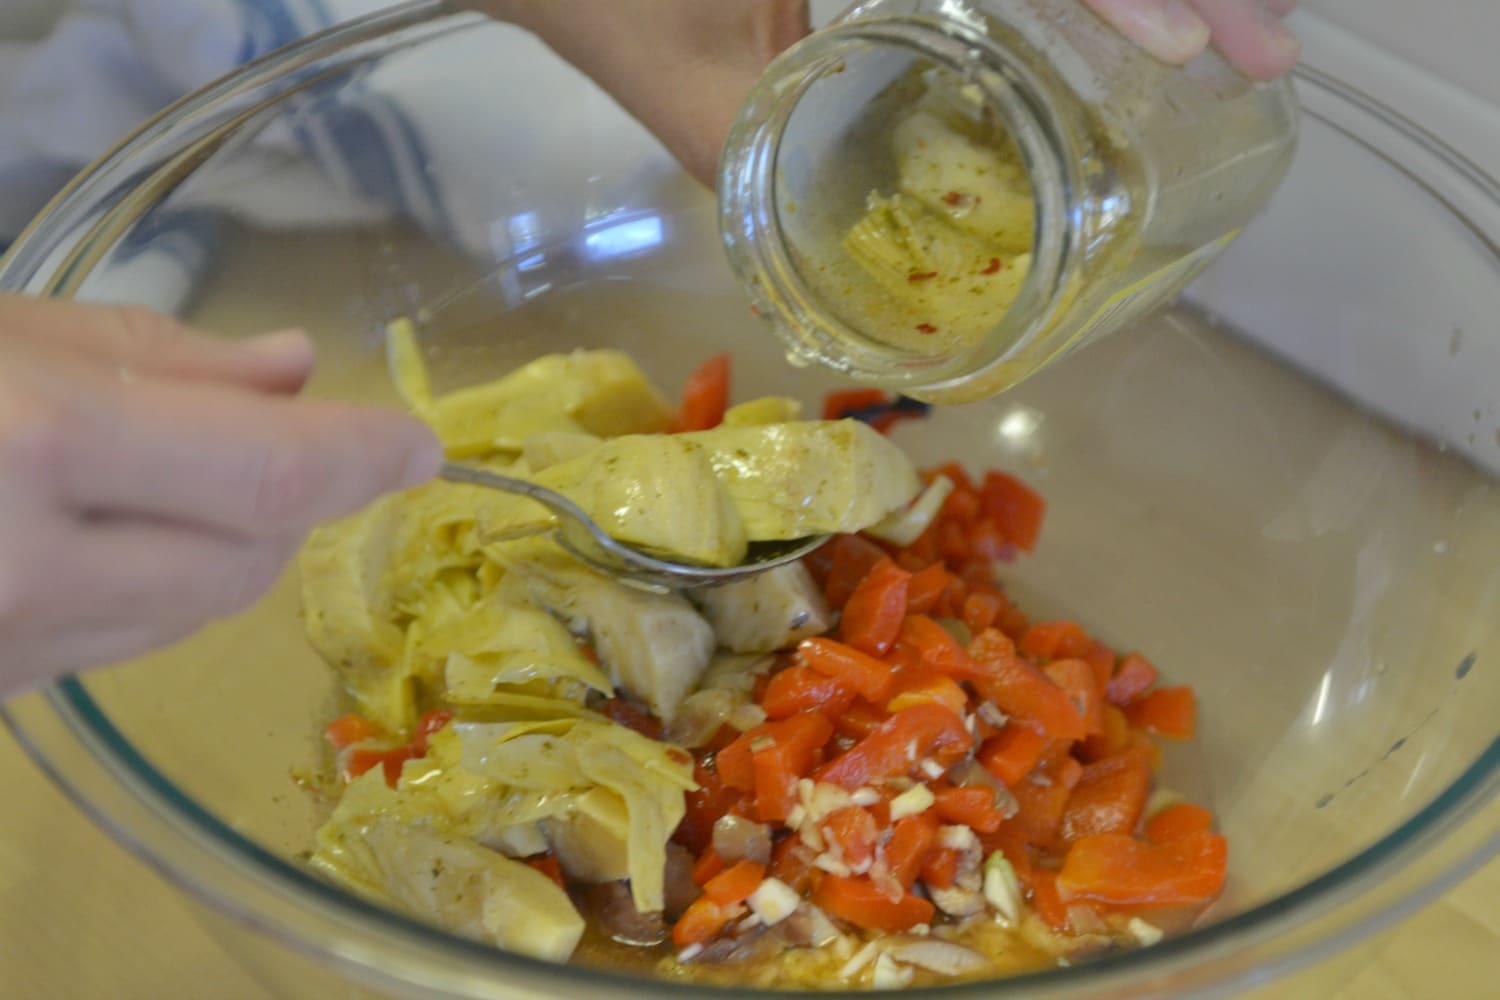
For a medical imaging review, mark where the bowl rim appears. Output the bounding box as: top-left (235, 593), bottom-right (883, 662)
top-left (3, 2), bottom-right (1499, 996)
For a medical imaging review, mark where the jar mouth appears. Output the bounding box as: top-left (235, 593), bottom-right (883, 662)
top-left (718, 14), bottom-right (1077, 393)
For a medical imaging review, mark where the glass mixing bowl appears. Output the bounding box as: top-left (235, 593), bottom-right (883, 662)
top-left (3, 4), bottom-right (1498, 998)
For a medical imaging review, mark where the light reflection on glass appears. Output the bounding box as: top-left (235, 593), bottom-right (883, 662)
top-left (936, 0), bottom-right (987, 33)
top-left (1309, 669), bottom-right (1335, 726)
top-left (997, 406), bottom-right (1044, 442)
top-left (1399, 751), bottom-right (1430, 801)
top-left (508, 210), bottom-right (542, 252)
top-left (583, 212), bottom-right (665, 260)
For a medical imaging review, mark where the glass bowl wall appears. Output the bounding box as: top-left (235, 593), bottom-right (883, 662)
top-left (2, 5), bottom-right (1497, 998)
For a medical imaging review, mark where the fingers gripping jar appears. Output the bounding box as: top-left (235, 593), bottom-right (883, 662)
top-left (719, 0), bottom-right (1299, 403)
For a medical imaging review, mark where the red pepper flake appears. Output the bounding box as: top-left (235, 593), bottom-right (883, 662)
top-left (749, 304), bottom-right (763, 318)
top-left (980, 258), bottom-right (1002, 275)
top-left (942, 190), bottom-right (966, 206)
top-left (915, 323), bottom-right (938, 335)
top-left (907, 271), bottom-right (939, 283)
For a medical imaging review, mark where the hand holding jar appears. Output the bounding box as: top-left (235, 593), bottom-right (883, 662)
top-left (718, 1), bottom-right (1303, 401)
top-left (1087, 0), bottom-right (1300, 79)
top-left (474, 0), bottom-right (1297, 187)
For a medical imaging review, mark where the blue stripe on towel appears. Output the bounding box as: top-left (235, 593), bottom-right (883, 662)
top-left (319, 101), bottom-right (413, 213)
top-left (243, 0), bottom-right (449, 232)
top-left (368, 90), bottom-right (450, 233)
top-left (236, 0), bottom-right (339, 63)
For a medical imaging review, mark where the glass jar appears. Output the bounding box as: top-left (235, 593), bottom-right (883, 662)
top-left (719, 0), bottom-right (1300, 403)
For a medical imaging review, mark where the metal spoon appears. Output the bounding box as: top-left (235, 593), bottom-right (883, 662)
top-left (440, 462), bottom-right (830, 590)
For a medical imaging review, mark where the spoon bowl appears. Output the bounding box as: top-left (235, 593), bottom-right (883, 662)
top-left (439, 462), bottom-right (832, 590)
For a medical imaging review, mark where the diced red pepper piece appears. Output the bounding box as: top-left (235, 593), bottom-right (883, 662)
top-left (821, 806), bottom-right (880, 871)
top-left (1027, 869), bottom-right (1072, 931)
top-left (1106, 652), bottom-right (1160, 706)
top-left (961, 591), bottom-right (1004, 633)
top-left (1044, 658), bottom-right (1105, 737)
top-left (672, 353), bottom-right (731, 432)
top-left (601, 698), bottom-right (663, 739)
top-left (714, 731), bottom-right (758, 792)
top-left (884, 812), bottom-right (940, 889)
top-left (832, 700), bottom-right (888, 742)
top-left (898, 524), bottom-right (941, 570)
top-left (941, 484), bottom-right (981, 526)
top-left (323, 713), bottom-right (382, 751)
top-left (692, 847), bottom-right (727, 887)
top-left (897, 614), bottom-right (976, 678)
top-left (1077, 703), bottom-right (1132, 763)
top-left (822, 535), bottom-right (890, 609)
top-left (1084, 640), bottom-right (1117, 694)
top-left (769, 835), bottom-right (820, 895)
top-left (411, 710), bottom-right (454, 754)
top-left (933, 786), bottom-right (1007, 834)
top-left (977, 723), bottom-right (1051, 787)
top-left (1009, 754), bottom-right (1083, 848)
top-left (750, 713), bottom-right (836, 822)
top-left (938, 521), bottom-right (970, 564)
top-left (840, 557), bottom-right (911, 656)
top-left (342, 745), bottom-right (416, 787)
top-left (1059, 747), bottom-right (1153, 844)
top-left (524, 853), bottom-right (567, 890)
top-left (822, 387), bottom-right (890, 421)
top-left (920, 846), bottom-right (962, 889)
top-left (966, 628), bottom-right (1086, 741)
top-left (677, 760), bottom-right (745, 854)
top-left (885, 667), bottom-right (968, 718)
top-left (1144, 802), bottom-right (1216, 844)
top-left (672, 896), bottom-right (746, 948)
top-left (814, 876), bottom-right (935, 931)
top-left (761, 665), bottom-right (856, 720)
top-left (800, 637), bottom-right (895, 704)
top-left (703, 859), bottom-right (767, 906)
top-left (815, 703), bottom-right (972, 790)
top-left (925, 461), bottom-right (976, 494)
top-left (979, 471), bottom-right (1045, 552)
top-left (1124, 686), bottom-right (1197, 740)
top-left (967, 518), bottom-right (1007, 562)
top-left (905, 563), bottom-right (949, 615)
top-left (1019, 620), bottom-right (1094, 662)
top-left (995, 600), bottom-right (1030, 642)
top-left (1058, 831), bottom-right (1228, 907)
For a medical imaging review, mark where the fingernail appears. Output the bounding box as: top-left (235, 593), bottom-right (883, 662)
top-left (1161, 0), bottom-right (1211, 44)
top-left (241, 328), bottom-right (315, 366)
top-left (397, 423), bottom-right (444, 489)
top-left (1259, 5), bottom-right (1302, 54)
top-left (1104, 0), bottom-right (1211, 65)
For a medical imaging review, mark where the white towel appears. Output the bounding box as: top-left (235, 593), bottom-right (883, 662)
top-left (0, 0), bottom-right (681, 311)
top-left (0, 0), bottom-right (394, 308)
top-left (2, 1), bottom-right (333, 241)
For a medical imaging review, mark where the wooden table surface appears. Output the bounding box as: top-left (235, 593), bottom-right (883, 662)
top-left (2, 725), bottom-right (1494, 999)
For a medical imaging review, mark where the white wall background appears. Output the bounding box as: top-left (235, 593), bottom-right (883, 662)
top-left (1307, 0), bottom-right (1498, 105)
